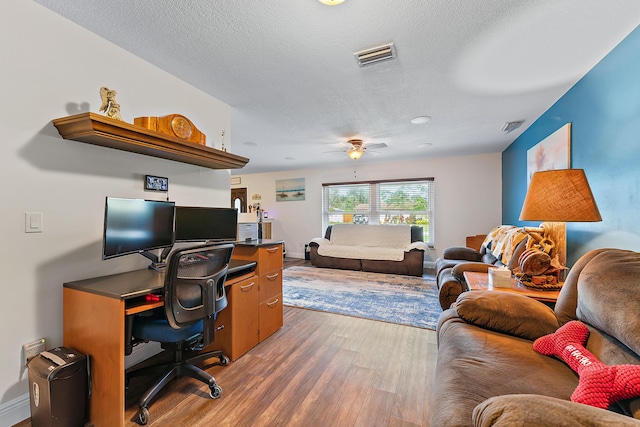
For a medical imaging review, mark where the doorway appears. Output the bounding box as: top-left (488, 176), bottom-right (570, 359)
top-left (231, 187), bottom-right (248, 213)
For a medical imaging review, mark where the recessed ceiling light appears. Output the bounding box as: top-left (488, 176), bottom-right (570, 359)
top-left (243, 141), bottom-right (258, 146)
top-left (411, 116), bottom-right (432, 125)
top-left (318, 0), bottom-right (345, 5)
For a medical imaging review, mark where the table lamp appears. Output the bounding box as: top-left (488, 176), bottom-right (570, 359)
top-left (519, 169), bottom-right (601, 267)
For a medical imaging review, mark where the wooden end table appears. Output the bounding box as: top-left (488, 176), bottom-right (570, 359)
top-left (463, 271), bottom-right (560, 303)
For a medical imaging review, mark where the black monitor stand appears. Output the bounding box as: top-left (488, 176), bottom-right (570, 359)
top-left (141, 251), bottom-right (166, 271)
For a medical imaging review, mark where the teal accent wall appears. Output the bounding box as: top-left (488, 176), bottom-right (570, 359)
top-left (502, 25), bottom-right (640, 266)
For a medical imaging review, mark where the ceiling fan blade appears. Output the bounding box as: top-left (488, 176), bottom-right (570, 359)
top-left (365, 142), bottom-right (388, 149)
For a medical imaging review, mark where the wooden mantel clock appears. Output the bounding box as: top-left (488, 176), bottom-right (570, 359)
top-left (134, 114), bottom-right (206, 146)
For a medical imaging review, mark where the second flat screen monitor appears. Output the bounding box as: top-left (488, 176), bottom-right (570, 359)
top-left (175, 206), bottom-right (238, 242)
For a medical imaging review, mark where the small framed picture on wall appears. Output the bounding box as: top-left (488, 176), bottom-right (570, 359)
top-left (145, 175), bottom-right (169, 192)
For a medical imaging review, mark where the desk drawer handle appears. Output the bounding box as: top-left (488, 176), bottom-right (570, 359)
top-left (266, 298), bottom-right (279, 308)
top-left (216, 325), bottom-right (225, 331)
top-left (240, 282), bottom-right (255, 291)
top-left (266, 247), bottom-right (279, 253)
top-left (266, 273), bottom-right (279, 281)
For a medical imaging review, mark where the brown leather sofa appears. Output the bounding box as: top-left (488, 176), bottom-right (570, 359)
top-left (435, 225), bottom-right (531, 310)
top-left (431, 248), bottom-right (640, 426)
top-left (308, 224), bottom-right (427, 276)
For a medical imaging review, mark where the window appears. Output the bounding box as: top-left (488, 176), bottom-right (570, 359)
top-left (322, 178), bottom-right (435, 245)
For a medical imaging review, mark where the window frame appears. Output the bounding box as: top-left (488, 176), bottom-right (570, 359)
top-left (321, 177), bottom-right (435, 245)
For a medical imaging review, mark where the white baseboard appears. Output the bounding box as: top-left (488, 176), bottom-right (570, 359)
top-left (424, 260), bottom-right (436, 270)
top-left (0, 393), bottom-right (30, 426)
top-left (286, 251), bottom-right (304, 259)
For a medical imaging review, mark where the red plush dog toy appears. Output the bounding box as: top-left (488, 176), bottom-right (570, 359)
top-left (533, 320), bottom-right (640, 409)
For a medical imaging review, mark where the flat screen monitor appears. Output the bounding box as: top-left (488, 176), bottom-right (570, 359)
top-left (102, 197), bottom-right (175, 260)
top-left (174, 206), bottom-right (238, 242)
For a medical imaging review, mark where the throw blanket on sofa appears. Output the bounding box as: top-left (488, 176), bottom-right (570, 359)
top-left (482, 225), bottom-right (529, 265)
top-left (314, 224), bottom-right (427, 261)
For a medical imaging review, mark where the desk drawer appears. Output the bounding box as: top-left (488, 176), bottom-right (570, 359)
top-left (259, 270), bottom-right (282, 302)
top-left (212, 275), bottom-right (259, 361)
top-left (256, 244), bottom-right (283, 275)
top-left (259, 294), bottom-right (283, 341)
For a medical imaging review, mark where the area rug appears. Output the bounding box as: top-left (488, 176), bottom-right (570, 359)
top-left (282, 266), bottom-right (442, 330)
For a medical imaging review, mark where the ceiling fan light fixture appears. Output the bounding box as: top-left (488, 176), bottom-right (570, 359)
top-left (348, 149), bottom-right (364, 160)
top-left (318, 0), bottom-right (345, 5)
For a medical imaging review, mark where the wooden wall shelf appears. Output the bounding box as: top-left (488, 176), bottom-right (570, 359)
top-left (52, 112), bottom-right (249, 170)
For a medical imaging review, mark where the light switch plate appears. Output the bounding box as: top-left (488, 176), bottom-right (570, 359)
top-left (25, 212), bottom-right (43, 233)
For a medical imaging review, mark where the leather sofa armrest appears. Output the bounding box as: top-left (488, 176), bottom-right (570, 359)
top-left (309, 238), bottom-right (330, 247)
top-left (451, 262), bottom-right (491, 280)
top-left (442, 246), bottom-right (482, 262)
top-left (455, 291), bottom-right (559, 341)
top-left (405, 241), bottom-right (430, 252)
top-left (473, 394), bottom-right (640, 427)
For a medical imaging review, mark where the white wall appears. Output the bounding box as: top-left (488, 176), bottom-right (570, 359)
top-left (232, 152), bottom-right (502, 259)
top-left (0, 1), bottom-right (233, 422)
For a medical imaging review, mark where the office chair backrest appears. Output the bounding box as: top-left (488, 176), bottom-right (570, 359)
top-left (164, 243), bottom-right (234, 330)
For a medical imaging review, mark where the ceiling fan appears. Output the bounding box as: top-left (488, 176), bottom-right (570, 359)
top-left (327, 138), bottom-right (388, 160)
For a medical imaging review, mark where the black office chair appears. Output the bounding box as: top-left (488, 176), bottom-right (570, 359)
top-left (128, 243), bottom-right (234, 425)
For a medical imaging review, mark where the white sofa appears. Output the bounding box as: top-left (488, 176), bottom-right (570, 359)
top-left (308, 224), bottom-right (429, 276)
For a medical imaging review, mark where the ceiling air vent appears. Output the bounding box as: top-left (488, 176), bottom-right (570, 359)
top-left (354, 43), bottom-right (397, 67)
top-left (501, 120), bottom-right (524, 134)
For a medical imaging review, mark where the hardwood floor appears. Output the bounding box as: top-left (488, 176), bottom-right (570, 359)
top-left (124, 306), bottom-right (438, 426)
top-left (15, 258), bottom-right (439, 427)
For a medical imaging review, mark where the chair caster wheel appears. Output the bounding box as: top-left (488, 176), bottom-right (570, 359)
top-left (136, 407), bottom-right (150, 425)
top-left (220, 355), bottom-right (230, 366)
top-left (210, 384), bottom-right (223, 399)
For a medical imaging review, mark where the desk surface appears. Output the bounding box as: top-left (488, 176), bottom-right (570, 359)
top-left (235, 238), bottom-right (284, 247)
top-left (463, 271), bottom-right (560, 303)
top-left (64, 259), bottom-right (256, 300)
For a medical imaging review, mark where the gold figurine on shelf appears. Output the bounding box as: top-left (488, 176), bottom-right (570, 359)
top-left (99, 87), bottom-right (122, 121)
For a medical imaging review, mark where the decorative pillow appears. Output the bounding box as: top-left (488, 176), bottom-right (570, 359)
top-left (533, 320), bottom-right (640, 409)
top-left (455, 290), bottom-right (559, 341)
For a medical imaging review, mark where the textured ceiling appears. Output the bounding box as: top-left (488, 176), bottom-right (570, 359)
top-left (35, 0), bottom-right (640, 174)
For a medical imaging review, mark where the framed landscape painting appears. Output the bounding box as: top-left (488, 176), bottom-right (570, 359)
top-left (276, 178), bottom-right (305, 202)
top-left (527, 123), bottom-right (571, 185)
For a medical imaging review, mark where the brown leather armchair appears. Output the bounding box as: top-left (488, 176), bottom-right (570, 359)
top-left (435, 226), bottom-right (530, 309)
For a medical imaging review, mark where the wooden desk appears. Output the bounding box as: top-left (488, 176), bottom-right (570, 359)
top-left (463, 271), bottom-right (560, 303)
top-left (63, 259), bottom-right (256, 427)
top-left (231, 240), bottom-right (284, 344)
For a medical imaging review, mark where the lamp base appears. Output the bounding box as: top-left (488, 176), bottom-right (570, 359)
top-left (540, 222), bottom-right (566, 268)
top-left (522, 222), bottom-right (567, 273)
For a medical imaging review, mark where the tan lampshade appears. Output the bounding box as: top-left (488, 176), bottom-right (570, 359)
top-left (519, 169), bottom-right (602, 222)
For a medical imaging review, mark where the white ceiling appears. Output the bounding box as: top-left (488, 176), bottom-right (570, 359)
top-left (35, 0), bottom-right (640, 174)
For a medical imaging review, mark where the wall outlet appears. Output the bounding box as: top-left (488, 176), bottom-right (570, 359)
top-left (23, 338), bottom-right (46, 366)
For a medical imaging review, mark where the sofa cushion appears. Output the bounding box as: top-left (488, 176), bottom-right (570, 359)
top-left (433, 313), bottom-right (579, 427)
top-left (317, 244), bottom-right (408, 261)
top-left (329, 224), bottom-right (411, 248)
top-left (575, 249), bottom-right (640, 355)
top-left (473, 394), bottom-right (640, 427)
top-left (454, 291), bottom-right (559, 341)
